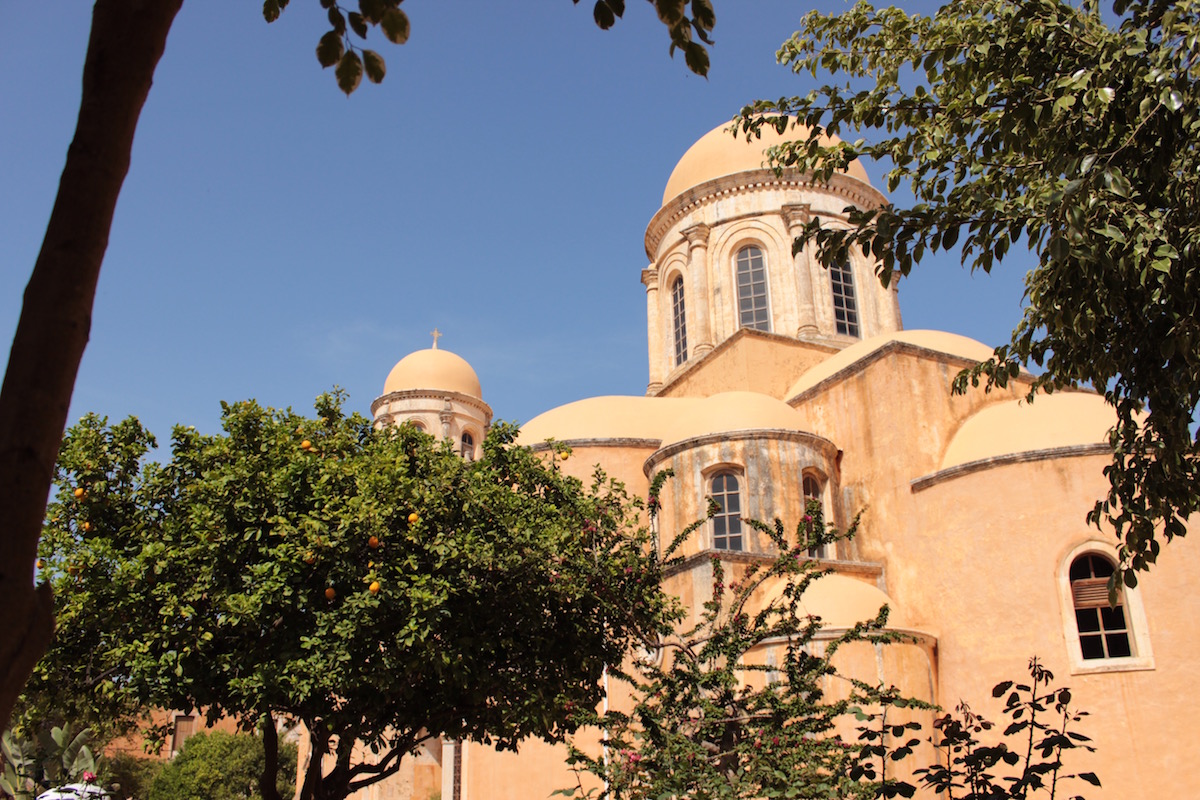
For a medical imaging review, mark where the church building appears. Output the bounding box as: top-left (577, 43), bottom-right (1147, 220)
top-left (358, 123), bottom-right (1198, 800)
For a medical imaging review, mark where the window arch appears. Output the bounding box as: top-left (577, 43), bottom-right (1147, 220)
top-left (710, 471), bottom-right (743, 551)
top-left (670, 274), bottom-right (688, 366)
top-left (1058, 543), bottom-right (1153, 673)
top-left (460, 431), bottom-right (475, 461)
top-left (735, 246), bottom-right (770, 331)
top-left (830, 258), bottom-right (860, 337)
top-left (802, 474), bottom-right (825, 558)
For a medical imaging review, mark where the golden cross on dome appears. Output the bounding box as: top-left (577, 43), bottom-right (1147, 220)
top-left (430, 328), bottom-right (442, 350)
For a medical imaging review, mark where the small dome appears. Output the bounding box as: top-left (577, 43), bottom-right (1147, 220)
top-left (941, 392), bottom-right (1113, 470)
top-left (786, 330), bottom-right (997, 400)
top-left (519, 396), bottom-right (694, 445)
top-left (382, 349), bottom-right (482, 398)
top-left (659, 391), bottom-right (803, 447)
top-left (746, 573), bottom-right (902, 629)
top-left (662, 121), bottom-right (871, 206)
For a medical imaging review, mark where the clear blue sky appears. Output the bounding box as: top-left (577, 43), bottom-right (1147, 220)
top-left (0, 1), bottom-right (1030, 443)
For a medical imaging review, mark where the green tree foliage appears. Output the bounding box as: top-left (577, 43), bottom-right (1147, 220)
top-left (0, 0), bottom-right (717, 733)
top-left (563, 502), bottom-right (1101, 800)
top-left (563, 508), bottom-right (900, 800)
top-left (146, 732), bottom-right (297, 800)
top-left (737, 0), bottom-right (1199, 585)
top-left (25, 393), bottom-right (676, 800)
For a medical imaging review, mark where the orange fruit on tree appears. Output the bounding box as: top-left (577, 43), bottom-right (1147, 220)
top-left (408, 512), bottom-right (419, 524)
top-left (369, 581), bottom-right (381, 594)
top-left (300, 440), bottom-right (313, 451)
top-left (74, 487), bottom-right (86, 499)
top-left (559, 451), bottom-right (569, 461)
top-left (81, 521), bottom-right (92, 532)
top-left (325, 587), bottom-right (336, 601)
top-left (36, 559), bottom-right (45, 570)
top-left (304, 552), bottom-right (316, 565)
top-left (368, 536), bottom-right (380, 549)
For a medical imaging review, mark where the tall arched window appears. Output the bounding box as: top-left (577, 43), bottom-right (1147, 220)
top-left (1070, 553), bottom-right (1131, 659)
top-left (710, 471), bottom-right (743, 551)
top-left (831, 259), bottom-right (860, 337)
top-left (671, 275), bottom-right (688, 366)
top-left (460, 431), bottom-right (475, 461)
top-left (735, 246), bottom-right (770, 331)
top-left (803, 474), bottom-right (825, 558)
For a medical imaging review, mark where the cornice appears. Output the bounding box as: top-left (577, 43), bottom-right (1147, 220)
top-left (910, 443), bottom-right (1111, 493)
top-left (370, 388), bottom-right (493, 419)
top-left (644, 428), bottom-right (840, 476)
top-left (525, 437), bottom-right (662, 453)
top-left (645, 169), bottom-right (887, 260)
top-left (662, 548), bottom-right (884, 581)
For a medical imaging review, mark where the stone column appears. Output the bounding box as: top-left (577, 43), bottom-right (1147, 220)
top-left (782, 204), bottom-right (818, 336)
top-left (682, 223), bottom-right (714, 355)
top-left (440, 399), bottom-right (454, 441)
top-left (642, 267), bottom-right (663, 394)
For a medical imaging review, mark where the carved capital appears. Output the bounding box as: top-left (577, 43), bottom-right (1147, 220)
top-left (781, 203), bottom-right (813, 232)
top-left (641, 267), bottom-right (659, 290)
top-left (682, 223), bottom-right (711, 249)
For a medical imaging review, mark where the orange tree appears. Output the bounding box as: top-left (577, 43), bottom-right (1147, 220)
top-left (0, 0), bottom-right (717, 732)
top-left (24, 393), bottom-right (676, 800)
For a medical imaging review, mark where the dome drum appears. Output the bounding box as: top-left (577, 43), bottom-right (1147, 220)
top-left (648, 431), bottom-right (843, 562)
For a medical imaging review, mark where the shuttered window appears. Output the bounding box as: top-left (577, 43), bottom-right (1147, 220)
top-left (1070, 554), bottom-right (1131, 660)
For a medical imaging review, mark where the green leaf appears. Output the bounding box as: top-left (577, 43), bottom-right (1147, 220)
top-left (381, 7), bottom-right (411, 45)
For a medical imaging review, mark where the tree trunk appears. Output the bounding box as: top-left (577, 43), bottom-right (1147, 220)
top-left (260, 709), bottom-right (284, 800)
top-left (0, 0), bottom-right (183, 731)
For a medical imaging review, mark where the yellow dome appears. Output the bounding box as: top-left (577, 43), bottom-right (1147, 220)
top-left (662, 121), bottom-right (872, 206)
top-left (941, 392), bottom-right (1113, 470)
top-left (382, 349), bottom-right (482, 398)
top-left (745, 573), bottom-right (902, 629)
top-left (658, 391), bottom-right (803, 447)
top-left (518, 396), bottom-right (694, 445)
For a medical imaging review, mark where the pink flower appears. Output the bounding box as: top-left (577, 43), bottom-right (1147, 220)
top-left (82, 772), bottom-right (97, 784)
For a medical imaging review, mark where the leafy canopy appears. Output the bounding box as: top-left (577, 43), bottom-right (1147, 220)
top-left (267, 0), bottom-right (717, 93)
top-left (739, 0), bottom-right (1200, 585)
top-left (27, 393), bottom-right (677, 800)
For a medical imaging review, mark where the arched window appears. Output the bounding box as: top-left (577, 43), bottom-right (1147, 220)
top-left (671, 275), bottom-right (688, 366)
top-left (710, 471), bottom-right (743, 551)
top-left (831, 259), bottom-right (860, 337)
top-left (1069, 553), bottom-right (1131, 660)
top-left (735, 246), bottom-right (770, 331)
top-left (803, 474), bottom-right (825, 558)
top-left (460, 431), bottom-right (475, 461)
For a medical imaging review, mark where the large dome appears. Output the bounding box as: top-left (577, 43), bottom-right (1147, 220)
top-left (662, 121), bottom-right (872, 205)
top-left (382, 348), bottom-right (482, 398)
